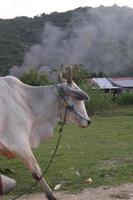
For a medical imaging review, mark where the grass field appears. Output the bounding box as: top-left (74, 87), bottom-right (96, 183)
top-left (1, 106), bottom-right (133, 198)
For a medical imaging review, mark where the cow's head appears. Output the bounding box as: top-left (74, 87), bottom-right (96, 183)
top-left (58, 65), bottom-right (91, 128)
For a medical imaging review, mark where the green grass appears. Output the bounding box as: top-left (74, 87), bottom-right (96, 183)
top-left (1, 106), bottom-right (133, 199)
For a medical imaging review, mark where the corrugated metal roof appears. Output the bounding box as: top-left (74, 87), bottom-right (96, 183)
top-left (111, 77), bottom-right (133, 88)
top-left (112, 77), bottom-right (133, 80)
top-left (92, 78), bottom-right (119, 89)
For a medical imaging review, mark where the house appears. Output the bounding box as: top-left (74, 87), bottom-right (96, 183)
top-left (91, 78), bottom-right (121, 93)
top-left (91, 77), bottom-right (133, 93)
top-left (111, 77), bottom-right (133, 92)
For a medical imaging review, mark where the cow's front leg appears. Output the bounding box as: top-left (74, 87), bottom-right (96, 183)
top-left (22, 151), bottom-right (58, 200)
top-left (32, 172), bottom-right (57, 200)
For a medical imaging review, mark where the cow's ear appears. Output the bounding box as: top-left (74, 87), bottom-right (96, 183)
top-left (64, 88), bottom-right (89, 101)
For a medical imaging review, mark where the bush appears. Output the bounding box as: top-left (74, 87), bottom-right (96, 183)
top-left (117, 92), bottom-right (133, 105)
top-left (20, 69), bottom-right (53, 86)
top-left (80, 83), bottom-right (113, 114)
top-left (72, 66), bottom-right (90, 85)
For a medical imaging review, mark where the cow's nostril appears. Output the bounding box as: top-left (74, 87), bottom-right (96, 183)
top-left (88, 120), bottom-right (91, 125)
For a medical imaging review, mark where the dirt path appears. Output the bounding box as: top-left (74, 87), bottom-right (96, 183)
top-left (19, 183), bottom-right (133, 200)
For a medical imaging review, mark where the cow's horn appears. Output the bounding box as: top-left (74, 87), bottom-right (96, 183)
top-left (58, 64), bottom-right (66, 83)
top-left (67, 64), bottom-right (73, 84)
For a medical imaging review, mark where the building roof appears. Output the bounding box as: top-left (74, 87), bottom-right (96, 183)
top-left (111, 77), bottom-right (133, 88)
top-left (91, 78), bottom-right (119, 89)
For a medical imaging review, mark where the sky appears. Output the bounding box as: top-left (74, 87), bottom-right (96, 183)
top-left (0, 0), bottom-right (133, 19)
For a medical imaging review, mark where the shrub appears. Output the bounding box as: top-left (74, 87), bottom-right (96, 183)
top-left (80, 83), bottom-right (113, 114)
top-left (20, 69), bottom-right (53, 86)
top-left (72, 66), bottom-right (90, 85)
top-left (117, 92), bottom-right (133, 105)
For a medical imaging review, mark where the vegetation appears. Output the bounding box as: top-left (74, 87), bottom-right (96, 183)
top-left (0, 11), bottom-right (72, 75)
top-left (20, 69), bottom-right (53, 86)
top-left (71, 65), bottom-right (90, 85)
top-left (0, 17), bottom-right (41, 75)
top-left (80, 83), bottom-right (113, 114)
top-left (116, 92), bottom-right (133, 105)
top-left (1, 106), bottom-right (133, 199)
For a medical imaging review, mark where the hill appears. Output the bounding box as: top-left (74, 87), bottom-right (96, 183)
top-left (0, 6), bottom-right (133, 76)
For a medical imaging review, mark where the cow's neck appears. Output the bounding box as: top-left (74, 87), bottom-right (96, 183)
top-left (24, 84), bottom-right (65, 147)
top-left (25, 84), bottom-right (62, 125)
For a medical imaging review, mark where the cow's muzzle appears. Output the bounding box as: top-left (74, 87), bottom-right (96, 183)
top-left (79, 118), bottom-right (91, 128)
top-left (66, 104), bottom-right (91, 128)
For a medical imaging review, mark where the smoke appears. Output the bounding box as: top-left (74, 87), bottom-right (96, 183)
top-left (10, 5), bottom-right (133, 77)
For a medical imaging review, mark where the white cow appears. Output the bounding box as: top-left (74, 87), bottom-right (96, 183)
top-left (0, 68), bottom-right (90, 200)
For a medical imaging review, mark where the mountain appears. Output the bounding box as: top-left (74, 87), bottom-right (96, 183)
top-left (0, 5), bottom-right (133, 76)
